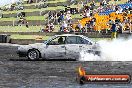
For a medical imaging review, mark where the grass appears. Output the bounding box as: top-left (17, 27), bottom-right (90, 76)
top-left (0, 13), bottom-right (82, 21)
top-left (72, 14), bottom-right (82, 19)
top-left (0, 25), bottom-right (60, 32)
top-left (91, 38), bottom-right (111, 42)
top-left (3, 6), bottom-right (65, 14)
top-left (0, 17), bottom-right (16, 21)
top-left (23, 0), bottom-right (67, 6)
top-left (0, 26), bottom-right (40, 32)
top-left (0, 16), bottom-right (46, 21)
top-left (109, 0), bottom-right (127, 5)
top-left (45, 0), bottom-right (67, 3)
top-left (26, 16), bottom-right (45, 20)
top-left (0, 13), bottom-right (82, 22)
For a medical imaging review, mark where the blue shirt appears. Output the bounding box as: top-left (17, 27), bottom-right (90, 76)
top-left (111, 24), bottom-right (117, 32)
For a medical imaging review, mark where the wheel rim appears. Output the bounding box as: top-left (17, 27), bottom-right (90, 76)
top-left (28, 51), bottom-right (37, 60)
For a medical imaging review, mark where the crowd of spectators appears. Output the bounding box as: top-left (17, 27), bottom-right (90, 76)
top-left (39, 0), bottom-right (131, 33)
top-left (0, 0), bottom-right (131, 33)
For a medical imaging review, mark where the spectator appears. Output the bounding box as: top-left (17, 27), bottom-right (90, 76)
top-left (117, 22), bottom-right (123, 33)
top-left (115, 18), bottom-right (122, 33)
top-left (17, 17), bottom-right (24, 26)
top-left (45, 23), bottom-right (54, 32)
top-left (90, 17), bottom-right (96, 27)
top-left (116, 6), bottom-right (123, 14)
top-left (68, 24), bottom-right (75, 32)
top-left (85, 9), bottom-right (90, 17)
top-left (90, 1), bottom-right (96, 10)
top-left (17, 12), bottom-right (25, 18)
top-left (26, 21), bottom-right (29, 28)
top-left (123, 17), bottom-right (131, 31)
top-left (123, 17), bottom-right (128, 24)
top-left (15, 2), bottom-right (24, 10)
top-left (102, 0), bottom-right (107, 6)
top-left (108, 19), bottom-right (113, 25)
top-left (111, 21), bottom-right (117, 39)
top-left (85, 21), bottom-right (91, 32)
top-left (58, 13), bottom-right (64, 24)
top-left (70, 8), bottom-right (78, 14)
top-left (115, 17), bottom-right (121, 24)
top-left (118, 6), bottom-right (123, 13)
top-left (37, 0), bottom-right (47, 9)
top-left (115, 5), bottom-right (119, 11)
top-left (66, 12), bottom-right (72, 23)
top-left (48, 11), bottom-right (52, 20)
top-left (60, 21), bottom-right (68, 32)
top-left (49, 23), bottom-right (55, 31)
top-left (76, 20), bottom-right (83, 32)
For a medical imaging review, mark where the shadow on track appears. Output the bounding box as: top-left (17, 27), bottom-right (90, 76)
top-left (9, 59), bottom-right (76, 61)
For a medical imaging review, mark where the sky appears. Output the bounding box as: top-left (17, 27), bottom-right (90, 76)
top-left (0, 0), bottom-right (19, 7)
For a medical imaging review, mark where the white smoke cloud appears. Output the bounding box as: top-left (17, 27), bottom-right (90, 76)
top-left (79, 38), bottom-right (132, 61)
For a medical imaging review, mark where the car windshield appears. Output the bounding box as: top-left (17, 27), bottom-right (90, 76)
top-left (82, 36), bottom-right (95, 44)
top-left (43, 36), bottom-right (57, 44)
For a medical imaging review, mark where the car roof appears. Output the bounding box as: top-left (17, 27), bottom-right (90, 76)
top-left (55, 34), bottom-right (84, 37)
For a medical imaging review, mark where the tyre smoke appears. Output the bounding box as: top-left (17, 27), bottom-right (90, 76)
top-left (79, 38), bottom-right (132, 61)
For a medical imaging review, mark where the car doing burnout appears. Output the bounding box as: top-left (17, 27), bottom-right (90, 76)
top-left (17, 34), bottom-right (100, 60)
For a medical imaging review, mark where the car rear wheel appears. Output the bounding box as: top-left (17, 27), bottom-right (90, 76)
top-left (28, 50), bottom-right (40, 60)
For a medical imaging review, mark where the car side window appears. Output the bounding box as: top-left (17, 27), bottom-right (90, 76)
top-left (66, 36), bottom-right (77, 44)
top-left (47, 36), bottom-right (66, 45)
top-left (77, 37), bottom-right (92, 45)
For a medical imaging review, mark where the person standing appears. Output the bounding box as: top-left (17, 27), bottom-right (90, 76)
top-left (111, 21), bottom-right (117, 39)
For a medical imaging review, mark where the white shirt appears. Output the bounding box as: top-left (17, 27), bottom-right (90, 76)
top-left (66, 14), bottom-right (71, 20)
top-left (86, 10), bottom-right (90, 17)
top-left (78, 23), bottom-right (83, 29)
top-left (62, 23), bottom-right (68, 28)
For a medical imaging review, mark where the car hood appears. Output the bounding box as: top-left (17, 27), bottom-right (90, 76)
top-left (28, 43), bottom-right (46, 48)
top-left (29, 43), bottom-right (45, 46)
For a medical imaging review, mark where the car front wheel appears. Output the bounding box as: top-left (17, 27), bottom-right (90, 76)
top-left (27, 49), bottom-right (40, 60)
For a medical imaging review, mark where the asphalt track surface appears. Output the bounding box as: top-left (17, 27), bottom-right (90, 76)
top-left (0, 44), bottom-right (132, 88)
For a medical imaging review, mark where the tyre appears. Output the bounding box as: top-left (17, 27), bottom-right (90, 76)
top-left (27, 49), bottom-right (40, 60)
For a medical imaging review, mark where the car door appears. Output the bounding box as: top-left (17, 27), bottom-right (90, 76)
top-left (45, 36), bottom-right (66, 59)
top-left (65, 36), bottom-right (80, 59)
top-left (77, 36), bottom-right (93, 52)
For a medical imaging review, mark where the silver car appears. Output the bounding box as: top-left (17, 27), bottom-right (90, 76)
top-left (17, 34), bottom-right (100, 60)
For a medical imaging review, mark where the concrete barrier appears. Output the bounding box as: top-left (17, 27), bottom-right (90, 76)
top-left (6, 32), bottom-right (132, 45)
top-left (10, 39), bottom-right (44, 45)
top-left (0, 32), bottom-right (112, 38)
